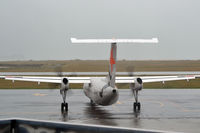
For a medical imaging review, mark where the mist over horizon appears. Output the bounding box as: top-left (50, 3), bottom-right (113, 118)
top-left (0, 0), bottom-right (200, 61)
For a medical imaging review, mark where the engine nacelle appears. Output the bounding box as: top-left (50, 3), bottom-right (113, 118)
top-left (131, 78), bottom-right (143, 91)
top-left (61, 78), bottom-right (69, 90)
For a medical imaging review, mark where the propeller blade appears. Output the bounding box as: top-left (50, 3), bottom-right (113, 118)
top-left (47, 65), bottom-right (63, 89)
top-left (54, 65), bottom-right (63, 77)
top-left (117, 66), bottom-right (135, 89)
top-left (127, 66), bottom-right (135, 77)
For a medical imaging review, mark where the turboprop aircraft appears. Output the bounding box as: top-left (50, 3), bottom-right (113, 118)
top-left (2, 38), bottom-right (197, 112)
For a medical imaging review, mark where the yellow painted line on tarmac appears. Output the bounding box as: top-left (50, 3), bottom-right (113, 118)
top-left (173, 104), bottom-right (200, 112)
top-left (114, 98), bottom-right (165, 107)
top-left (33, 93), bottom-right (48, 96)
top-left (182, 109), bottom-right (200, 112)
top-left (135, 99), bottom-right (165, 107)
top-left (116, 101), bottom-right (122, 104)
top-left (165, 100), bottom-right (200, 112)
top-left (149, 101), bottom-right (164, 107)
top-left (112, 104), bottom-right (120, 112)
top-left (171, 102), bottom-right (189, 112)
top-left (112, 101), bottom-right (122, 112)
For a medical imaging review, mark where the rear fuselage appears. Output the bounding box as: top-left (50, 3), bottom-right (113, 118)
top-left (83, 77), bottom-right (119, 105)
top-left (83, 43), bottom-right (118, 106)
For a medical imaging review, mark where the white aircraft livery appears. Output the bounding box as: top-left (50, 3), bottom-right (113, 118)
top-left (2, 38), bottom-right (197, 112)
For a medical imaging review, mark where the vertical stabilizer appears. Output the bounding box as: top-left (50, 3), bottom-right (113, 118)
top-left (108, 43), bottom-right (117, 88)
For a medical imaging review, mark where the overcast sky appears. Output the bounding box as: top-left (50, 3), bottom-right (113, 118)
top-left (0, 0), bottom-right (200, 61)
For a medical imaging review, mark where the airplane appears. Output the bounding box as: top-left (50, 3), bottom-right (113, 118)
top-left (1, 38), bottom-right (197, 112)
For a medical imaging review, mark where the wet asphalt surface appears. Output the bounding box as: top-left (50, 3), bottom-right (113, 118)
top-left (0, 89), bottom-right (200, 133)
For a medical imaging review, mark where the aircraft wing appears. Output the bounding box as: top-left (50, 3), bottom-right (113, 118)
top-left (0, 76), bottom-right (5, 79)
top-left (4, 76), bottom-right (91, 84)
top-left (116, 76), bottom-right (195, 83)
top-left (3, 75), bottom-right (195, 84)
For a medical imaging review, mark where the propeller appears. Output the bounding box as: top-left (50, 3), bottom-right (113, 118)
top-left (55, 65), bottom-right (63, 77)
top-left (116, 65), bottom-right (139, 99)
top-left (48, 65), bottom-right (62, 89)
top-left (116, 66), bottom-right (135, 89)
top-left (127, 66), bottom-right (135, 77)
top-left (48, 65), bottom-right (73, 96)
top-left (127, 66), bottom-right (136, 97)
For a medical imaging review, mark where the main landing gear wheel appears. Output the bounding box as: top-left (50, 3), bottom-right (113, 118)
top-left (60, 89), bottom-right (68, 112)
top-left (90, 100), bottom-right (95, 106)
top-left (133, 102), bottom-right (141, 111)
top-left (61, 103), bottom-right (68, 112)
top-left (132, 90), bottom-right (141, 112)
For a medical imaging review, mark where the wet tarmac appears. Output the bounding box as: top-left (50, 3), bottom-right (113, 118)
top-left (0, 89), bottom-right (200, 133)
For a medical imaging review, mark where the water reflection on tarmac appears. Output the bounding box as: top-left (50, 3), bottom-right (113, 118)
top-left (0, 89), bottom-right (200, 133)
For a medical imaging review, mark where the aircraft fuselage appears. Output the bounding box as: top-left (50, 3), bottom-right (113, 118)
top-left (83, 77), bottom-right (119, 105)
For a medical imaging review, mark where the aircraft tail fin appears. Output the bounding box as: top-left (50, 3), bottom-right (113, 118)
top-left (109, 43), bottom-right (117, 88)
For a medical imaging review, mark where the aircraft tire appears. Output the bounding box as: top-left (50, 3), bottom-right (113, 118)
top-left (90, 100), bottom-right (95, 106)
top-left (133, 102), bottom-right (137, 111)
top-left (61, 103), bottom-right (64, 111)
top-left (65, 103), bottom-right (68, 111)
top-left (138, 103), bottom-right (141, 111)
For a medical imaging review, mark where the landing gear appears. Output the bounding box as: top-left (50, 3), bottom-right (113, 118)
top-left (133, 102), bottom-right (140, 111)
top-left (60, 89), bottom-right (68, 112)
top-left (133, 90), bottom-right (141, 112)
top-left (61, 103), bottom-right (68, 111)
top-left (90, 100), bottom-right (95, 106)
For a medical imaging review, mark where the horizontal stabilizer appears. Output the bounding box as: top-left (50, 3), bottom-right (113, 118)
top-left (71, 38), bottom-right (159, 44)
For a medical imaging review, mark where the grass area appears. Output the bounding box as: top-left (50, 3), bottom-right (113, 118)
top-left (1, 60), bottom-right (200, 72)
top-left (0, 60), bottom-right (200, 89)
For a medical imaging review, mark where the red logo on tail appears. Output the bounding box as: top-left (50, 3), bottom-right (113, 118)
top-left (110, 47), bottom-right (115, 72)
